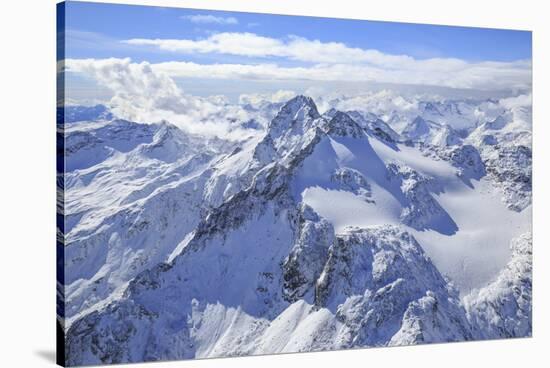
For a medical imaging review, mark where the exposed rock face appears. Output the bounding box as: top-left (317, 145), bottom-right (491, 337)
top-left (326, 111), bottom-right (366, 138)
top-left (66, 301), bottom-right (161, 365)
top-left (330, 167), bottom-right (373, 202)
top-left (464, 106), bottom-right (532, 210)
top-left (282, 204), bottom-right (335, 302)
top-left (423, 144), bottom-right (486, 182)
top-left (386, 163), bottom-right (453, 232)
top-left (66, 223), bottom-right (480, 365)
top-left (346, 110), bottom-right (401, 143)
top-left (484, 145), bottom-right (532, 211)
top-left (315, 226), bottom-right (473, 347)
top-left (445, 145), bottom-right (486, 179)
top-left (325, 108), bottom-right (400, 143)
top-left (254, 95), bottom-right (325, 165)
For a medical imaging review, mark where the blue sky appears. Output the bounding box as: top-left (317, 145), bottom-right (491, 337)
top-left (64, 1), bottom-right (531, 63)
top-left (62, 1), bottom-right (532, 103)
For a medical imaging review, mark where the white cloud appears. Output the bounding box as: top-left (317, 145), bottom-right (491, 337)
top-left (180, 14), bottom-right (238, 25)
top-left (499, 93), bottom-right (532, 109)
top-left (150, 60), bottom-right (530, 91)
top-left (123, 32), bottom-right (525, 67)
top-left (122, 32), bottom-right (531, 90)
top-left (333, 91), bottom-right (423, 119)
top-left (124, 32), bottom-right (398, 64)
top-left (125, 33), bottom-right (282, 58)
top-left (65, 58), bottom-right (192, 120)
top-left (238, 90), bottom-right (297, 106)
top-left (64, 58), bottom-right (258, 140)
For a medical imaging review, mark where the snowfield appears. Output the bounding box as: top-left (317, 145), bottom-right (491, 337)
top-left (297, 134), bottom-right (531, 293)
top-left (58, 93), bottom-right (532, 365)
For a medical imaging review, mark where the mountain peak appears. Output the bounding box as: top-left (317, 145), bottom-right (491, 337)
top-left (284, 94), bottom-right (318, 110)
top-left (327, 111), bottom-right (365, 138)
top-left (266, 95), bottom-right (321, 138)
top-left (322, 107), bottom-right (339, 120)
top-left (253, 95), bottom-right (324, 165)
top-left (402, 116), bottom-right (430, 139)
top-left (277, 95), bottom-right (320, 121)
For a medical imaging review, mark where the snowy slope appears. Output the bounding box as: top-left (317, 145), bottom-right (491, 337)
top-left (295, 130), bottom-right (531, 292)
top-left (62, 118), bottom-right (262, 324)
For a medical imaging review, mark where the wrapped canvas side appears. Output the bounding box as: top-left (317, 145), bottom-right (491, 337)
top-left (56, 2), bottom-right (66, 366)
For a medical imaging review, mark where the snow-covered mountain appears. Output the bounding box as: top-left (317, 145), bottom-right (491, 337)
top-left (62, 104), bottom-right (114, 123)
top-left (59, 94), bottom-right (532, 366)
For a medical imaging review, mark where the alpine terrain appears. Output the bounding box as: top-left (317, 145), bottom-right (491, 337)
top-left (58, 93), bottom-right (532, 366)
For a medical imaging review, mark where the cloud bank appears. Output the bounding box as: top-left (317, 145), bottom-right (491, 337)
top-left (498, 93), bottom-right (532, 109)
top-left (239, 90), bottom-right (297, 106)
top-left (65, 58), bottom-right (257, 140)
top-left (64, 57), bottom-right (532, 141)
top-left (124, 32), bottom-right (426, 65)
top-left (122, 32), bottom-right (531, 90)
top-left (150, 60), bottom-right (529, 90)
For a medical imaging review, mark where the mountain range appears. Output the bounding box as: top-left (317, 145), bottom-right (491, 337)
top-left (58, 93), bottom-right (532, 366)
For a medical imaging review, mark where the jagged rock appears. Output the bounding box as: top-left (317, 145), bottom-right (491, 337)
top-left (326, 111), bottom-right (366, 138)
top-left (389, 290), bottom-right (474, 345)
top-left (346, 110), bottom-right (400, 143)
top-left (463, 104), bottom-right (532, 211)
top-left (66, 301), bottom-right (160, 366)
top-left (253, 95), bottom-right (325, 165)
top-left (315, 226), bottom-right (473, 346)
top-left (139, 122), bottom-right (193, 162)
top-left (427, 144), bottom-right (486, 181)
top-left (282, 204), bottom-right (335, 302)
top-left (484, 145), bottom-right (532, 211)
top-left (330, 167), bottom-right (373, 201)
top-left (446, 145), bottom-right (485, 178)
top-left (464, 233), bottom-right (532, 339)
top-left (386, 163), bottom-right (452, 231)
